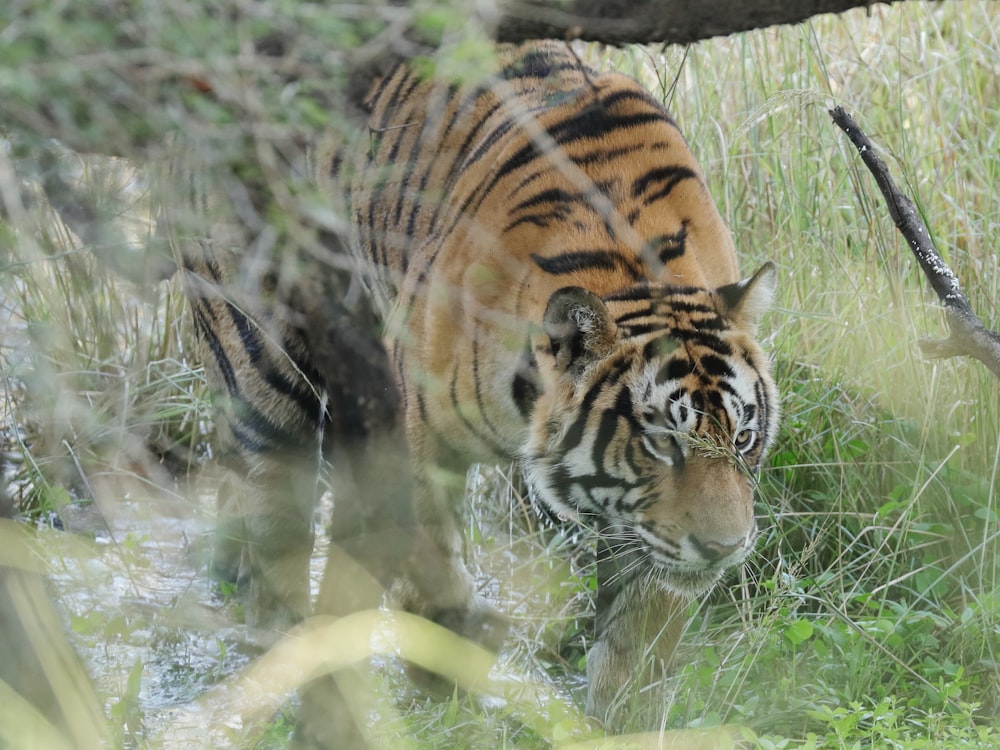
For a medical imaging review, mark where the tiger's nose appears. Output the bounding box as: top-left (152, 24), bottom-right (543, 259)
top-left (690, 535), bottom-right (746, 563)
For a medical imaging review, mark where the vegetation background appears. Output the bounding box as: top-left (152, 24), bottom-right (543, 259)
top-left (1, 0), bottom-right (998, 748)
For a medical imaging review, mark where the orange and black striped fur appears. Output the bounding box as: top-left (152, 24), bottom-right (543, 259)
top-left (181, 40), bottom-right (778, 723)
top-left (318, 40), bottom-right (779, 718)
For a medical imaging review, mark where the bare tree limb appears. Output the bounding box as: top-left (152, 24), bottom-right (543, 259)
top-left (829, 105), bottom-right (1000, 379)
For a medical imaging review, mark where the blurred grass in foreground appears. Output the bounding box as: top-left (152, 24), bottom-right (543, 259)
top-left (1, 1), bottom-right (999, 748)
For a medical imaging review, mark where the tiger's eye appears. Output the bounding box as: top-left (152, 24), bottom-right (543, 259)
top-left (652, 432), bottom-right (676, 452)
top-left (734, 429), bottom-right (755, 451)
top-left (643, 431), bottom-right (681, 463)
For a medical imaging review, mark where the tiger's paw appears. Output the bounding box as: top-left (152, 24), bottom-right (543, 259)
top-left (431, 600), bottom-right (510, 653)
top-left (405, 600), bottom-right (510, 698)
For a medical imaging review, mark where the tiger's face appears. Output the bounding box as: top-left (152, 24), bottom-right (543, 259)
top-left (523, 265), bottom-right (778, 596)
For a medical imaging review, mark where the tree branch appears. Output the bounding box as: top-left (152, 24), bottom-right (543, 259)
top-left (493, 0), bottom-right (894, 45)
top-left (829, 105), bottom-right (1000, 379)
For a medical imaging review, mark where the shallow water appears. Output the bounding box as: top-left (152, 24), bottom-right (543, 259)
top-left (43, 492), bottom-right (332, 747)
top-left (35, 467), bottom-right (591, 747)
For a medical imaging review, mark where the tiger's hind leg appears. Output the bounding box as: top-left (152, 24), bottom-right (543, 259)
top-left (210, 450), bottom-right (319, 631)
top-left (185, 263), bottom-right (326, 632)
top-left (291, 419), bottom-right (414, 749)
top-left (209, 471), bottom-right (245, 588)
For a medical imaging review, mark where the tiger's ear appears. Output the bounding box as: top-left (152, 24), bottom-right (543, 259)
top-left (543, 287), bottom-right (617, 373)
top-left (716, 262), bottom-right (777, 335)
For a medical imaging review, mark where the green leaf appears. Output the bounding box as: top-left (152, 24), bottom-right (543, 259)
top-left (783, 618), bottom-right (814, 647)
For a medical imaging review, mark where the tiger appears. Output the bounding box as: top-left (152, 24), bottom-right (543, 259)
top-left (174, 39), bottom-right (779, 730)
top-left (326, 38), bottom-right (778, 716)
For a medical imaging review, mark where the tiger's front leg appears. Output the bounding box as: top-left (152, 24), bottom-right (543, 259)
top-left (389, 460), bottom-right (510, 669)
top-left (585, 542), bottom-right (689, 726)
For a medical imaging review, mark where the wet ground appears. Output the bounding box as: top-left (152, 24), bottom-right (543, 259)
top-left (33, 466), bottom-right (591, 748)
top-left (42, 491), bottom-right (334, 748)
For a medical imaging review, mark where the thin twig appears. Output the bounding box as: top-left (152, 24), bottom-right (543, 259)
top-left (830, 105), bottom-right (1000, 379)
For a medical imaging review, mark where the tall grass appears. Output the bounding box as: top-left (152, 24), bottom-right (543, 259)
top-left (1, 154), bottom-right (206, 511)
top-left (599, 2), bottom-right (1000, 743)
top-left (1, 1), bottom-right (999, 748)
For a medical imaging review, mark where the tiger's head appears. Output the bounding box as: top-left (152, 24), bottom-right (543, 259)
top-left (523, 263), bottom-right (778, 596)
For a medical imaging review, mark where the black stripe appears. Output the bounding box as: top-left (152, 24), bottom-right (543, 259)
top-left (329, 148), bottom-right (344, 179)
top-left (558, 359), bottom-right (631, 454)
top-left (229, 412), bottom-right (315, 456)
top-left (530, 250), bottom-right (644, 279)
top-left (365, 73), bottom-right (425, 269)
top-left (263, 367), bottom-right (322, 422)
top-left (390, 131), bottom-right (421, 228)
top-left (647, 225), bottom-right (689, 264)
top-left (504, 187), bottom-right (576, 231)
top-left (571, 473), bottom-right (621, 511)
top-left (548, 90), bottom-right (666, 146)
top-left (679, 331), bottom-right (733, 355)
top-left (698, 388), bottom-right (725, 412)
top-left (371, 69), bottom-right (421, 129)
top-left (471, 336), bottom-right (505, 442)
top-left (423, 98), bottom-right (504, 238)
top-left (401, 168), bottom-right (429, 274)
top-left (503, 188), bottom-right (581, 232)
top-left (589, 387), bottom-right (633, 468)
top-left (435, 86), bottom-right (673, 277)
top-left (574, 142), bottom-right (646, 167)
top-left (363, 62), bottom-right (406, 113)
top-left (632, 165), bottom-right (698, 205)
top-left (666, 387), bottom-right (688, 426)
top-left (754, 378), bottom-right (772, 467)
top-left (383, 77), bottom-right (444, 235)
top-left (603, 284), bottom-right (656, 304)
top-left (448, 95), bottom-right (504, 170)
top-left (512, 187), bottom-right (576, 214)
top-left (204, 258), bottom-right (224, 283)
top-left (224, 301), bottom-right (323, 421)
top-left (615, 322), bottom-right (660, 337)
top-left (659, 298), bottom-right (718, 315)
top-left (365, 170), bottom-right (388, 271)
top-left (226, 299), bottom-right (263, 359)
top-left (658, 357), bottom-right (691, 383)
top-left (462, 116), bottom-right (518, 180)
top-left (505, 167), bottom-right (549, 204)
top-left (230, 421), bottom-right (270, 454)
top-left (696, 354), bottom-right (734, 379)
top-left (715, 378), bottom-right (742, 400)
top-left (500, 49), bottom-right (581, 80)
top-left (448, 360), bottom-right (505, 456)
top-left (192, 304), bottom-right (239, 397)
